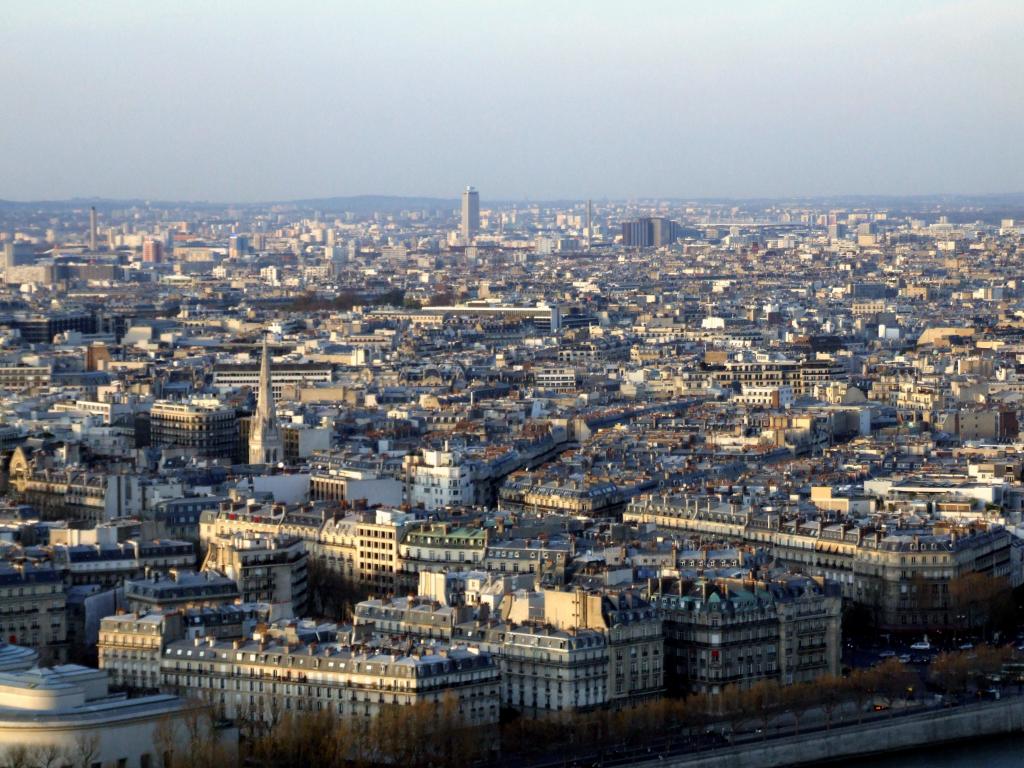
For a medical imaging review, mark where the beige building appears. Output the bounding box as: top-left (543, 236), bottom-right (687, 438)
top-left (99, 611), bottom-right (184, 690)
top-left (149, 398), bottom-right (238, 459)
top-left (0, 563), bottom-right (67, 662)
top-left (0, 665), bottom-right (199, 768)
top-left (160, 636), bottom-right (500, 727)
top-left (651, 575), bottom-right (842, 695)
top-left (202, 532), bottom-right (308, 619)
top-left (455, 621), bottom-right (609, 714)
top-left (507, 589), bottom-right (664, 705)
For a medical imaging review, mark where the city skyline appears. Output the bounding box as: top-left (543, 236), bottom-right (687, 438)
top-left (2, 1), bottom-right (1022, 202)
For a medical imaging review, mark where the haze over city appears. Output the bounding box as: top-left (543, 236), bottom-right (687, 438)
top-left (2, 4), bottom-right (1024, 768)
top-left (2, 0), bottom-right (1023, 202)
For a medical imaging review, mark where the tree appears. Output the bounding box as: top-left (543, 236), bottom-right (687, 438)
top-left (28, 744), bottom-right (70, 768)
top-left (949, 573), bottom-right (1013, 640)
top-left (428, 291), bottom-right (456, 307)
top-left (0, 746), bottom-right (31, 768)
top-left (70, 734), bottom-right (101, 768)
top-left (930, 651), bottom-right (971, 698)
top-left (967, 644), bottom-right (1012, 690)
top-left (718, 684), bottom-right (754, 739)
top-left (747, 679), bottom-right (782, 738)
top-left (847, 667), bottom-right (878, 723)
top-left (875, 657), bottom-right (916, 711)
top-left (815, 674), bottom-right (849, 730)
top-left (781, 682), bottom-right (816, 735)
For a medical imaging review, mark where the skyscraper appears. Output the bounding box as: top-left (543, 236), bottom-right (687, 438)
top-left (621, 217), bottom-right (679, 248)
top-left (89, 207), bottom-right (98, 252)
top-left (461, 186), bottom-right (480, 244)
top-left (229, 234), bottom-right (249, 259)
top-left (248, 334), bottom-right (283, 465)
top-left (586, 199), bottom-right (593, 250)
top-left (142, 239), bottom-right (163, 263)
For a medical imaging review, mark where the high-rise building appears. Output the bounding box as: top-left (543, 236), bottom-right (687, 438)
top-left (621, 217), bottom-right (679, 248)
top-left (461, 186), bottom-right (480, 244)
top-left (228, 234), bottom-right (249, 259)
top-left (2, 242), bottom-right (33, 270)
top-left (89, 206), bottom-right (97, 252)
top-left (142, 238), bottom-right (163, 263)
top-left (586, 199), bottom-right (593, 250)
top-left (248, 334), bottom-right (283, 465)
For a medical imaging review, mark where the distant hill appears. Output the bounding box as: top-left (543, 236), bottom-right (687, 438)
top-left (285, 195), bottom-right (457, 212)
top-left (0, 195), bottom-right (459, 214)
top-left (1, 192), bottom-right (1023, 216)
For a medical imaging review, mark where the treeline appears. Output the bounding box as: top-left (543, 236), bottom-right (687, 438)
top-left (230, 647), bottom-right (1015, 768)
top-left (239, 694), bottom-right (486, 768)
top-left (283, 289), bottom-right (409, 312)
top-left (11, 647), bottom-right (1010, 768)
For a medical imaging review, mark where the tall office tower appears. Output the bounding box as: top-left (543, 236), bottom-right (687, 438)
top-left (2, 242), bottom-right (33, 270)
top-left (461, 186), bottom-right (480, 244)
top-left (89, 207), bottom-right (98, 252)
top-left (229, 234), bottom-right (250, 259)
top-left (586, 200), bottom-right (593, 250)
top-left (142, 239), bottom-right (163, 263)
top-left (248, 334), bottom-right (283, 466)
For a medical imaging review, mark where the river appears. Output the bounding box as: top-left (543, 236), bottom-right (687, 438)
top-left (829, 733), bottom-right (1024, 767)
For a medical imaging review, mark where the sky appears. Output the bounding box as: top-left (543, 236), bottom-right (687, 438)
top-left (1, 0), bottom-right (1022, 202)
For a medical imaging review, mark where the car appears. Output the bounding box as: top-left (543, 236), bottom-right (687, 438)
top-left (959, 643), bottom-right (974, 651)
top-left (898, 654), bottom-right (912, 664)
top-left (910, 636), bottom-right (932, 651)
top-left (873, 703), bottom-right (890, 712)
top-left (879, 650), bottom-right (897, 659)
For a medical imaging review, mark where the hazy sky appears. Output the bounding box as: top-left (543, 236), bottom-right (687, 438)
top-left (1, 0), bottom-right (1022, 201)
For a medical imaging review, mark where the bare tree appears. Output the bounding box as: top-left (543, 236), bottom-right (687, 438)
top-left (28, 744), bottom-right (70, 768)
top-left (0, 745), bottom-right (32, 768)
top-left (152, 713), bottom-right (178, 768)
top-left (815, 674), bottom-right (848, 729)
top-left (70, 734), bottom-right (100, 768)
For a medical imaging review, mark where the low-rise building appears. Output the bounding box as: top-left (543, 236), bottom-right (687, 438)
top-left (0, 665), bottom-right (199, 768)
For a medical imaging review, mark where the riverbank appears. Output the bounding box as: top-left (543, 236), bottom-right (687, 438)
top-left (626, 698), bottom-right (1024, 768)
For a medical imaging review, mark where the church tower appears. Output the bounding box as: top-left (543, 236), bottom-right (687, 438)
top-left (249, 333), bottom-right (283, 465)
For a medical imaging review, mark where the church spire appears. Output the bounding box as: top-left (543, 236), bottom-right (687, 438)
top-left (249, 331), bottom-right (283, 465)
top-left (256, 332), bottom-right (275, 425)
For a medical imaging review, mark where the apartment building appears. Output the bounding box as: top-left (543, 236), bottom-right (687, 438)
top-left (405, 449), bottom-right (476, 509)
top-left (0, 563), bottom-right (66, 660)
top-left (454, 621), bottom-right (609, 713)
top-left (650, 575), bottom-right (841, 695)
top-left (148, 398), bottom-right (238, 459)
top-left (353, 596), bottom-right (472, 641)
top-left (626, 493), bottom-right (1020, 631)
top-left (397, 522), bottom-right (488, 589)
top-left (213, 361), bottom-right (333, 400)
top-left (99, 611), bottom-right (184, 690)
top-left (159, 636), bottom-right (500, 726)
top-left (202, 532), bottom-right (308, 619)
top-left (123, 570), bottom-right (241, 613)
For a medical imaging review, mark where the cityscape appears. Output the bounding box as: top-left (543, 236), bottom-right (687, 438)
top-left (1, 2), bottom-right (1023, 768)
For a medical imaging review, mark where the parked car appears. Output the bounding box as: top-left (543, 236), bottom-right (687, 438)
top-left (910, 636), bottom-right (932, 651)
